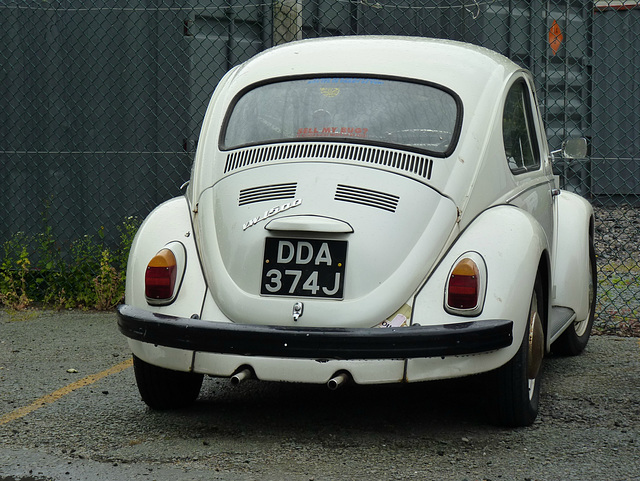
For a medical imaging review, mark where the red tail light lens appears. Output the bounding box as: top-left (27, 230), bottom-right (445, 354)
top-left (145, 249), bottom-right (178, 301)
top-left (447, 257), bottom-right (480, 310)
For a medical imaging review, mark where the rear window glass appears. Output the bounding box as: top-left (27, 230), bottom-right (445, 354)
top-left (221, 77), bottom-right (461, 156)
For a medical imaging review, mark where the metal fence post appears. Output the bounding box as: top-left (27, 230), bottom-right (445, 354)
top-left (273, 0), bottom-right (302, 45)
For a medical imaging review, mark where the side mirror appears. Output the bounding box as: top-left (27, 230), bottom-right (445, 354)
top-left (561, 138), bottom-right (588, 159)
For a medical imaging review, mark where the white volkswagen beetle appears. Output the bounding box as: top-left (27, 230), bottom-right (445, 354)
top-left (117, 36), bottom-right (595, 427)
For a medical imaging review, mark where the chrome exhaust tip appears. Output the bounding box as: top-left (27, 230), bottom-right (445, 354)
top-left (327, 372), bottom-right (350, 391)
top-left (230, 367), bottom-right (253, 386)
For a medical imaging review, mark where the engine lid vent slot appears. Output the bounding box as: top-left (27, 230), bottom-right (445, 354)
top-left (334, 184), bottom-right (399, 213)
top-left (224, 142), bottom-right (433, 179)
top-left (239, 182), bottom-right (297, 206)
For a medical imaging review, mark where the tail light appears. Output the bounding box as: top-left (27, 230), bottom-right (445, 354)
top-left (145, 242), bottom-right (186, 305)
top-left (445, 253), bottom-right (486, 316)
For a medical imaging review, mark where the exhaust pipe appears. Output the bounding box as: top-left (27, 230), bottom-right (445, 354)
top-left (230, 368), bottom-right (253, 386)
top-left (327, 372), bottom-right (350, 391)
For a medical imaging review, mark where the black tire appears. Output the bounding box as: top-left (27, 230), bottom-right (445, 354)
top-left (494, 276), bottom-right (544, 427)
top-left (133, 355), bottom-right (204, 410)
top-left (552, 239), bottom-right (597, 356)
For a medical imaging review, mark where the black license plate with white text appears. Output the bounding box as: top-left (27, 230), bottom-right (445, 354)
top-left (261, 238), bottom-right (347, 299)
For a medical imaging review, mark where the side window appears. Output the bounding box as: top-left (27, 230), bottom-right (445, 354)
top-left (502, 80), bottom-right (541, 174)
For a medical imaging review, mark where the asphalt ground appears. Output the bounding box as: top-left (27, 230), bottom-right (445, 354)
top-left (0, 309), bottom-right (639, 481)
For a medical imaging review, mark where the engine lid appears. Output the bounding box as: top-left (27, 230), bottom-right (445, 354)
top-left (194, 161), bottom-right (457, 328)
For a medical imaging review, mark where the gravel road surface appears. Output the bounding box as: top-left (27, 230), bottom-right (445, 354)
top-left (1, 310), bottom-right (639, 481)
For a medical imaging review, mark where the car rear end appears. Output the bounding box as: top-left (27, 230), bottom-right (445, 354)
top-left (118, 37), bottom-right (519, 404)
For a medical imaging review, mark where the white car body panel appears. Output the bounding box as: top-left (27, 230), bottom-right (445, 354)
top-left (193, 352), bottom-right (407, 385)
top-left (124, 196), bottom-right (207, 317)
top-left (195, 162), bottom-right (458, 327)
top-left (551, 191), bottom-right (595, 332)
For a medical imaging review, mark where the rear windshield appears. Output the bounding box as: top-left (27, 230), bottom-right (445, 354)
top-left (221, 77), bottom-right (461, 156)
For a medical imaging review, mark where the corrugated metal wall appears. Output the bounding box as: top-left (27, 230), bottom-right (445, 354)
top-left (0, 2), bottom-right (192, 248)
top-left (184, 1), bottom-right (269, 156)
top-left (592, 4), bottom-right (640, 197)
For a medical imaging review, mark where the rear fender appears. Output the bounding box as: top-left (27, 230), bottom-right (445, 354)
top-left (125, 196), bottom-right (208, 318)
top-left (551, 191), bottom-right (594, 328)
top-left (412, 205), bottom-right (548, 370)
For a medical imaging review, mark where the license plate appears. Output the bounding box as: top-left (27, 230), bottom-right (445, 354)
top-left (261, 238), bottom-right (347, 299)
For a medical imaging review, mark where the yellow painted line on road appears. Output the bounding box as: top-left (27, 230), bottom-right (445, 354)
top-left (0, 357), bottom-right (133, 426)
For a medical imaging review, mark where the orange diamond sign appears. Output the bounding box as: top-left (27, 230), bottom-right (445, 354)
top-left (549, 20), bottom-right (563, 56)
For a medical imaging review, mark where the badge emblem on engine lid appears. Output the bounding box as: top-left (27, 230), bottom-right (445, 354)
top-left (242, 198), bottom-right (302, 231)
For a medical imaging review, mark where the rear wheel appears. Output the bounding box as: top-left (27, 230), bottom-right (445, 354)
top-left (133, 355), bottom-right (204, 410)
top-left (552, 239), bottom-right (597, 356)
top-left (495, 275), bottom-right (544, 427)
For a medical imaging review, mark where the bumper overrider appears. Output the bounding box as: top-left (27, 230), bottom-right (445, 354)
top-left (117, 304), bottom-right (513, 360)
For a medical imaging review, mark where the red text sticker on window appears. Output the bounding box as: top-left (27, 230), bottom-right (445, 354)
top-left (297, 127), bottom-right (368, 138)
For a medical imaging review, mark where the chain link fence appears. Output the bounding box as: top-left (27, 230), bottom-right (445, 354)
top-left (0, 1), bottom-right (638, 332)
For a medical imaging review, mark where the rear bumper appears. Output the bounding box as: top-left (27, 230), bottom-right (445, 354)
top-left (117, 304), bottom-right (513, 360)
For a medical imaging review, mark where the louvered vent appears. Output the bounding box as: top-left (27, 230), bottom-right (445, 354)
top-left (239, 182), bottom-right (297, 206)
top-left (224, 143), bottom-right (433, 178)
top-left (334, 184), bottom-right (399, 213)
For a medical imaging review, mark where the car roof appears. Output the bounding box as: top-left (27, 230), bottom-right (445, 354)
top-left (229, 36), bottom-right (523, 102)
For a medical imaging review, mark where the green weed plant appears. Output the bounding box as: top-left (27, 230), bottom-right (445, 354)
top-left (0, 238), bottom-right (32, 310)
top-left (0, 217), bottom-right (140, 311)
